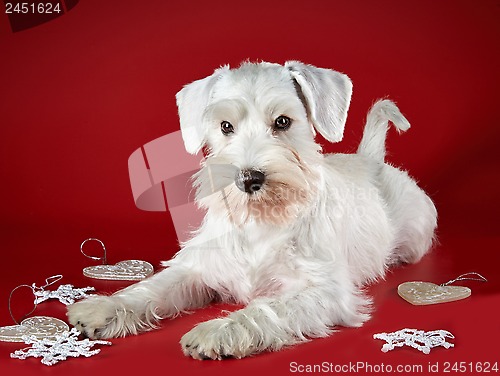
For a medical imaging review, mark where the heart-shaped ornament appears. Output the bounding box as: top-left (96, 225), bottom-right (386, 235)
top-left (0, 316), bottom-right (69, 342)
top-left (83, 260), bottom-right (154, 281)
top-left (398, 281), bottom-right (471, 305)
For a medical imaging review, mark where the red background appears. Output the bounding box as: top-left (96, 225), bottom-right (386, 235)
top-left (0, 1), bottom-right (499, 375)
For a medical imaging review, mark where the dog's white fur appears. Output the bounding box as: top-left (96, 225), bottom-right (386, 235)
top-left (67, 61), bottom-right (437, 360)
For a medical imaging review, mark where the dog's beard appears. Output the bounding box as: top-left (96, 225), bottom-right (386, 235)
top-left (193, 151), bottom-right (317, 226)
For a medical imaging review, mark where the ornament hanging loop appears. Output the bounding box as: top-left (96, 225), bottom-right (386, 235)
top-left (8, 285), bottom-right (38, 325)
top-left (8, 275), bottom-right (63, 325)
top-left (440, 272), bottom-right (487, 287)
top-left (35, 275), bottom-right (63, 292)
top-left (80, 238), bottom-right (107, 265)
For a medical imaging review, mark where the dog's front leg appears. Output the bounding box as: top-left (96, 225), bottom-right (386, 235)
top-left (67, 265), bottom-right (212, 339)
top-left (181, 282), bottom-right (371, 360)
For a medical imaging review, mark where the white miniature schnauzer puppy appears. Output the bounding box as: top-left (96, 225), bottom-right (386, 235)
top-left (68, 61), bottom-right (437, 360)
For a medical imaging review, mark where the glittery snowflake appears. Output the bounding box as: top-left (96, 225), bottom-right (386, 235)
top-left (373, 328), bottom-right (454, 354)
top-left (11, 328), bottom-right (111, 366)
top-left (33, 284), bottom-right (95, 305)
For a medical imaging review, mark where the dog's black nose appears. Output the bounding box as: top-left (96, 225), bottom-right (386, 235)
top-left (235, 169), bottom-right (266, 194)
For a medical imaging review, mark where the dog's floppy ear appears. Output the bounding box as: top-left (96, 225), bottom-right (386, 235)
top-left (285, 61), bottom-right (352, 143)
top-left (176, 66), bottom-right (228, 154)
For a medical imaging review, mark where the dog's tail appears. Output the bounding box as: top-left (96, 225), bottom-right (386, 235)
top-left (357, 99), bottom-right (410, 162)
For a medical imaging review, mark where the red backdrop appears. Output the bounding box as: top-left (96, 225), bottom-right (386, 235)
top-left (0, 1), bottom-right (498, 375)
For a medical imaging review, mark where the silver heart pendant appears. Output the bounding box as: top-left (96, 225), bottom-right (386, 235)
top-left (398, 281), bottom-right (471, 305)
top-left (83, 260), bottom-right (154, 281)
top-left (0, 316), bottom-right (69, 342)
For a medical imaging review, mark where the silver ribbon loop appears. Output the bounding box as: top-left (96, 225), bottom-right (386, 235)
top-left (80, 238), bottom-right (107, 265)
top-left (440, 272), bottom-right (487, 287)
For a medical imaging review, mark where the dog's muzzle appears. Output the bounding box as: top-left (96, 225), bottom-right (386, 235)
top-left (235, 169), bottom-right (266, 194)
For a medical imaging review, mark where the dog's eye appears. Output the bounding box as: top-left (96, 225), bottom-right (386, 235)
top-left (221, 121), bottom-right (234, 135)
top-left (274, 116), bottom-right (291, 131)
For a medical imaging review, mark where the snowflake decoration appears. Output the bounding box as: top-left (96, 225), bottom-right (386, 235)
top-left (373, 328), bottom-right (454, 354)
top-left (11, 328), bottom-right (111, 366)
top-left (33, 284), bottom-right (95, 305)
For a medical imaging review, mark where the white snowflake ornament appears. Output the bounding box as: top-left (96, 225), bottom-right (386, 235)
top-left (11, 328), bottom-right (111, 366)
top-left (33, 284), bottom-right (95, 305)
top-left (373, 328), bottom-right (454, 354)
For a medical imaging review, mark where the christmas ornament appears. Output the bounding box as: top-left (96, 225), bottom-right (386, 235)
top-left (0, 316), bottom-right (69, 343)
top-left (398, 272), bottom-right (487, 305)
top-left (373, 328), bottom-right (454, 354)
top-left (11, 328), bottom-right (111, 366)
top-left (34, 284), bottom-right (95, 305)
top-left (80, 238), bottom-right (154, 281)
top-left (0, 276), bottom-right (70, 342)
top-left (83, 260), bottom-right (154, 281)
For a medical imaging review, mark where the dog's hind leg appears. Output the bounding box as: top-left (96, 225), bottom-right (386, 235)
top-left (379, 166), bottom-right (438, 265)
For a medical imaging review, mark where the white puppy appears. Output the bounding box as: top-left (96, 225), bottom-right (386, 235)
top-left (67, 61), bottom-right (437, 360)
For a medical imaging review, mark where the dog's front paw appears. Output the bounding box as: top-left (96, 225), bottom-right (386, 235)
top-left (67, 295), bottom-right (125, 339)
top-left (181, 318), bottom-right (258, 360)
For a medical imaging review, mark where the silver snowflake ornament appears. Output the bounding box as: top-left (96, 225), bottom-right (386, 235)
top-left (11, 328), bottom-right (111, 366)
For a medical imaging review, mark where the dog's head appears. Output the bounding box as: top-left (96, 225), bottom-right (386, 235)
top-left (176, 61), bottom-right (352, 225)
